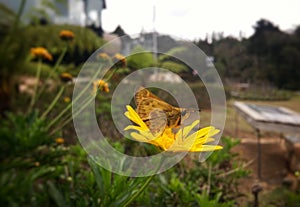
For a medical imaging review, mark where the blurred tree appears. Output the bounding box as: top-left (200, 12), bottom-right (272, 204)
top-left (157, 47), bottom-right (188, 73)
top-left (213, 37), bottom-right (255, 82)
top-left (275, 45), bottom-right (300, 89)
top-left (248, 19), bottom-right (300, 89)
top-left (194, 38), bottom-right (213, 56)
top-left (112, 25), bottom-right (126, 37)
top-left (126, 45), bottom-right (189, 74)
top-left (248, 19), bottom-right (282, 59)
top-left (193, 19), bottom-right (300, 89)
top-left (126, 45), bottom-right (155, 70)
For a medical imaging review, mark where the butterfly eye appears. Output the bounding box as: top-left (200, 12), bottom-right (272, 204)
top-left (181, 110), bottom-right (187, 116)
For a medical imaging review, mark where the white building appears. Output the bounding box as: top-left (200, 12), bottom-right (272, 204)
top-left (52, 0), bottom-right (85, 26)
top-left (0, 0), bottom-right (105, 27)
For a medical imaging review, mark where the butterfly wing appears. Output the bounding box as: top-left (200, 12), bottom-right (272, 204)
top-left (148, 108), bottom-right (167, 136)
top-left (135, 87), bottom-right (176, 135)
top-left (134, 87), bottom-right (196, 135)
top-left (135, 87), bottom-right (164, 106)
top-left (136, 96), bottom-right (170, 135)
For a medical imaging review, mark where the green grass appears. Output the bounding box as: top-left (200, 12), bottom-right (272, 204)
top-left (247, 93), bottom-right (300, 112)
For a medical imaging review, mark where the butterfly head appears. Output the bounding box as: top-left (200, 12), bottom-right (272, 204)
top-left (180, 108), bottom-right (200, 121)
top-left (179, 109), bottom-right (189, 120)
top-left (181, 109), bottom-right (188, 118)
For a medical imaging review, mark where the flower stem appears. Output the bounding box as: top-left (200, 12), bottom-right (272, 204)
top-left (123, 174), bottom-right (155, 207)
top-left (46, 101), bottom-right (71, 131)
top-left (49, 93), bottom-right (95, 135)
top-left (123, 156), bottom-right (164, 207)
top-left (47, 59), bottom-right (114, 132)
top-left (28, 58), bottom-right (42, 113)
top-left (12, 0), bottom-right (26, 32)
top-left (103, 66), bottom-right (119, 81)
top-left (206, 162), bottom-right (212, 196)
top-left (36, 46), bottom-right (68, 101)
top-left (40, 85), bottom-right (65, 119)
top-left (54, 45), bottom-right (68, 70)
top-left (46, 67), bottom-right (101, 131)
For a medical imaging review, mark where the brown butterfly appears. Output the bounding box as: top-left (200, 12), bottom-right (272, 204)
top-left (134, 87), bottom-right (200, 135)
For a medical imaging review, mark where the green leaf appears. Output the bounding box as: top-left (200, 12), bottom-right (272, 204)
top-left (47, 181), bottom-right (67, 207)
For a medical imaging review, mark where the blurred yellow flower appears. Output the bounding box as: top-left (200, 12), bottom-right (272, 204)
top-left (59, 30), bottom-right (75, 41)
top-left (124, 105), bottom-right (222, 152)
top-left (60, 72), bottom-right (73, 83)
top-left (55, 137), bottom-right (64, 144)
top-left (113, 53), bottom-right (126, 67)
top-left (34, 161), bottom-right (40, 167)
top-left (30, 47), bottom-right (53, 61)
top-left (63, 97), bottom-right (71, 103)
top-left (98, 52), bottom-right (110, 60)
top-left (93, 79), bottom-right (109, 93)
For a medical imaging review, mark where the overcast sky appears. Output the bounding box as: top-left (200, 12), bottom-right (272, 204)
top-left (101, 0), bottom-right (300, 40)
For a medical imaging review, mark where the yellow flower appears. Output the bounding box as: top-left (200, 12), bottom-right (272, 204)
top-left (67, 176), bottom-right (73, 182)
top-left (113, 53), bottom-right (126, 67)
top-left (63, 97), bottom-right (71, 103)
top-left (124, 105), bottom-right (222, 152)
top-left (98, 52), bottom-right (110, 60)
top-left (55, 137), bottom-right (64, 144)
top-left (59, 30), bottom-right (75, 41)
top-left (30, 47), bottom-right (53, 61)
top-left (60, 72), bottom-right (73, 83)
top-left (93, 79), bottom-right (109, 93)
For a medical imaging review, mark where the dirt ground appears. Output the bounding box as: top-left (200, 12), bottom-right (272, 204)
top-left (230, 131), bottom-right (296, 205)
top-left (222, 96), bottom-right (300, 205)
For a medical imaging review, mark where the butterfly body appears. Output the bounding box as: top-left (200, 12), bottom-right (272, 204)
top-left (134, 87), bottom-right (198, 135)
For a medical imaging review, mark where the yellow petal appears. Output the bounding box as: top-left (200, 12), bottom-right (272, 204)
top-left (175, 133), bottom-right (195, 150)
top-left (188, 144), bottom-right (223, 152)
top-left (175, 120), bottom-right (199, 139)
top-left (207, 128), bottom-right (220, 137)
top-left (125, 105), bottom-right (148, 130)
top-left (185, 126), bottom-right (214, 141)
top-left (173, 125), bottom-right (220, 151)
top-left (182, 126), bottom-right (212, 146)
top-left (124, 125), bottom-right (144, 131)
top-left (166, 145), bottom-right (188, 151)
top-left (192, 137), bottom-right (214, 145)
top-left (124, 111), bottom-right (138, 125)
top-left (130, 132), bottom-right (151, 142)
top-left (138, 130), bottom-right (156, 140)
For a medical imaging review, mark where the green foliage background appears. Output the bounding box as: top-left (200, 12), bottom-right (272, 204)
top-left (195, 19), bottom-right (300, 90)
